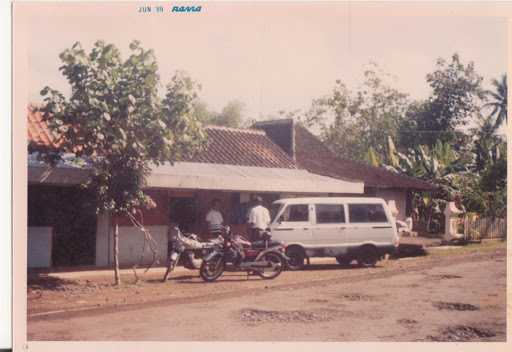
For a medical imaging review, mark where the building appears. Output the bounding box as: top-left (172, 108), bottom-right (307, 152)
top-left (27, 107), bottom-right (364, 268)
top-left (253, 119), bottom-right (435, 222)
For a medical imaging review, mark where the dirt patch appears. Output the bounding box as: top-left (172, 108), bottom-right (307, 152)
top-left (27, 242), bottom-right (506, 317)
top-left (429, 274), bottom-right (462, 280)
top-left (240, 308), bottom-right (338, 324)
top-left (309, 299), bottom-right (329, 303)
top-left (397, 318), bottom-right (418, 325)
top-left (339, 293), bottom-right (375, 301)
top-left (433, 301), bottom-right (480, 311)
top-left (427, 325), bottom-right (496, 341)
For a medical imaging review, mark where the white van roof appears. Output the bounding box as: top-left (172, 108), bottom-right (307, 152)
top-left (273, 197), bottom-right (387, 205)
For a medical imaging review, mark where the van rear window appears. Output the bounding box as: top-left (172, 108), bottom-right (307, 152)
top-left (316, 204), bottom-right (345, 223)
top-left (348, 204), bottom-right (388, 223)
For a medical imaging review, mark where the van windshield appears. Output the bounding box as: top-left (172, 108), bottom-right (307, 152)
top-left (270, 203), bottom-right (284, 223)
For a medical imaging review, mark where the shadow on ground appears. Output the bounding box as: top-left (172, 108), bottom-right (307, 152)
top-left (392, 243), bottom-right (428, 258)
top-left (28, 273), bottom-right (78, 290)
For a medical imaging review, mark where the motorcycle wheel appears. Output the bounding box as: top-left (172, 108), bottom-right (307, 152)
top-left (255, 252), bottom-right (284, 280)
top-left (199, 257), bottom-right (225, 282)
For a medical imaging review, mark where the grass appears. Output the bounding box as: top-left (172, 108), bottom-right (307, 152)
top-left (427, 239), bottom-right (506, 257)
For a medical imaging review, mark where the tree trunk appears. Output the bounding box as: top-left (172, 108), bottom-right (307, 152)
top-left (113, 217), bottom-right (121, 285)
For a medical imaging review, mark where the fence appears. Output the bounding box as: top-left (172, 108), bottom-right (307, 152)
top-left (462, 216), bottom-right (506, 240)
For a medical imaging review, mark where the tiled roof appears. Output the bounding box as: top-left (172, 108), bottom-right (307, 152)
top-left (190, 126), bottom-right (297, 168)
top-left (253, 119), bottom-right (435, 191)
top-left (27, 106), bottom-right (63, 150)
top-left (26, 107), bottom-right (297, 169)
top-left (293, 124), bottom-right (435, 190)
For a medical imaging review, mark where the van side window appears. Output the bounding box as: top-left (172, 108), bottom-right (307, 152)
top-left (281, 204), bottom-right (309, 222)
top-left (315, 204), bottom-right (345, 223)
top-left (348, 204), bottom-right (388, 223)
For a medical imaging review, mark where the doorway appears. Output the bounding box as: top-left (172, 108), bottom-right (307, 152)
top-left (169, 197), bottom-right (197, 233)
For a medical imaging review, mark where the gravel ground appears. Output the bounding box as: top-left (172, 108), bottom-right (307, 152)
top-left (27, 241), bottom-right (507, 341)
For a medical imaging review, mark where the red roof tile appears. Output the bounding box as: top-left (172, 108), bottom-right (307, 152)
top-left (27, 106), bottom-right (62, 150)
top-left (190, 125), bottom-right (297, 168)
top-left (27, 107), bottom-right (297, 169)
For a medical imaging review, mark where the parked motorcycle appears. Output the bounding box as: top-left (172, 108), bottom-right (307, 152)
top-left (162, 227), bottom-right (222, 282)
top-left (199, 226), bottom-right (288, 282)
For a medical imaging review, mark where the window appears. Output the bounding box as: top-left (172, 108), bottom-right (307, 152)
top-left (281, 204), bottom-right (309, 222)
top-left (348, 204), bottom-right (388, 223)
top-left (270, 203), bottom-right (284, 223)
top-left (315, 204), bottom-right (345, 224)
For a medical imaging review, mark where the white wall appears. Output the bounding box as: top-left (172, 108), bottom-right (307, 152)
top-left (95, 216), bottom-right (168, 267)
top-left (27, 227), bottom-right (53, 268)
top-left (117, 225), bottom-right (168, 266)
top-left (375, 189), bottom-right (407, 221)
top-left (95, 213), bottom-right (110, 267)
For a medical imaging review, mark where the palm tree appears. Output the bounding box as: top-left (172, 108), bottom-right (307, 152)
top-left (484, 74), bottom-right (507, 131)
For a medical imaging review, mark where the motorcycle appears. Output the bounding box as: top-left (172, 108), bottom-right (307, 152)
top-left (162, 227), bottom-right (222, 282)
top-left (199, 226), bottom-right (288, 282)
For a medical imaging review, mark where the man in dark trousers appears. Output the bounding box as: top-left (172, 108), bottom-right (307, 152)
top-left (247, 196), bottom-right (271, 241)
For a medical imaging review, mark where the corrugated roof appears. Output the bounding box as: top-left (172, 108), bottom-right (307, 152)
top-left (27, 106), bottom-right (297, 169)
top-left (148, 162), bottom-right (364, 193)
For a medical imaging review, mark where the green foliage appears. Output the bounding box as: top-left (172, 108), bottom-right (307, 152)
top-left (366, 146), bottom-right (381, 167)
top-left (304, 64), bottom-right (410, 161)
top-left (194, 99), bottom-right (247, 128)
top-left (483, 74), bottom-right (507, 131)
top-left (399, 53), bottom-right (484, 147)
top-left (38, 41), bottom-right (206, 215)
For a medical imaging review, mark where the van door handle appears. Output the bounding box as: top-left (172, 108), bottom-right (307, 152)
top-left (303, 227), bottom-right (309, 230)
top-left (339, 227), bottom-right (346, 230)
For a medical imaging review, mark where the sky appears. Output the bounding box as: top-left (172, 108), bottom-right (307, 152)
top-left (25, 2), bottom-right (507, 123)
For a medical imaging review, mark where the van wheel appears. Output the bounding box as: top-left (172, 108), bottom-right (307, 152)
top-left (336, 256), bottom-right (352, 267)
top-left (357, 246), bottom-right (379, 268)
top-left (286, 247), bottom-right (305, 270)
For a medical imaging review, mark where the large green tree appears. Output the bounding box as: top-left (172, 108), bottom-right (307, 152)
top-left (38, 41), bottom-right (205, 284)
top-left (302, 65), bottom-right (410, 161)
top-left (399, 53), bottom-right (484, 148)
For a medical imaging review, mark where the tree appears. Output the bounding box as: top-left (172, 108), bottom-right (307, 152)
top-left (38, 41), bottom-right (205, 284)
top-left (208, 100), bottom-right (246, 128)
top-left (304, 64), bottom-right (410, 161)
top-left (192, 99), bottom-right (247, 128)
top-left (472, 114), bottom-right (503, 171)
top-left (400, 53), bottom-right (484, 147)
top-left (483, 74), bottom-right (507, 131)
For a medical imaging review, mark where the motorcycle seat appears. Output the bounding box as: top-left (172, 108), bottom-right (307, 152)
top-left (251, 240), bottom-right (282, 249)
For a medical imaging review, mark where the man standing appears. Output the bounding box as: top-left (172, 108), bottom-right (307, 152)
top-left (205, 198), bottom-right (224, 237)
top-left (247, 196), bottom-right (271, 241)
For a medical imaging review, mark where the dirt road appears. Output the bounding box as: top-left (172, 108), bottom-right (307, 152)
top-left (28, 242), bottom-right (507, 341)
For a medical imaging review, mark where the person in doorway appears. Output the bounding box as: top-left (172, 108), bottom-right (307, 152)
top-left (205, 198), bottom-right (224, 237)
top-left (247, 196), bottom-right (271, 241)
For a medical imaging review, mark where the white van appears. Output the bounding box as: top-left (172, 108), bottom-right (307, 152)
top-left (269, 197), bottom-right (400, 270)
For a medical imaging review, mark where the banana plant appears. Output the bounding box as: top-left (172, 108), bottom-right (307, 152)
top-left (377, 137), bottom-right (472, 233)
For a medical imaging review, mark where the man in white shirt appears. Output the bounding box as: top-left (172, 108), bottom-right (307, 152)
top-left (248, 196), bottom-right (271, 241)
top-left (205, 198), bottom-right (224, 236)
